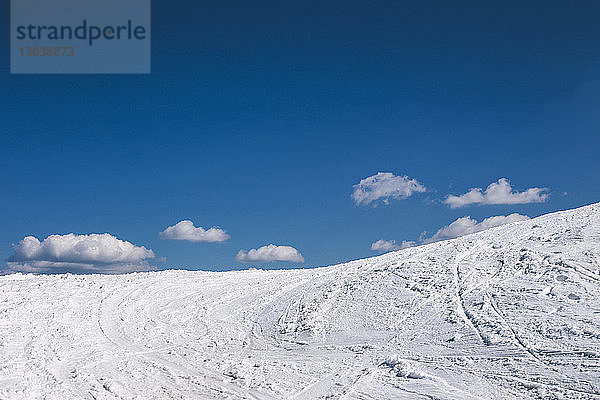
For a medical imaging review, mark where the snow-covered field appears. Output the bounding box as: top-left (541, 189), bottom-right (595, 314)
top-left (1, 204), bottom-right (599, 399)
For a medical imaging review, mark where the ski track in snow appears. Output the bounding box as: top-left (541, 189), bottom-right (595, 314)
top-left (1, 203), bottom-right (600, 399)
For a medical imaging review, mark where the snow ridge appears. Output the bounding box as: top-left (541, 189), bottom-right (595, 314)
top-left (1, 203), bottom-right (599, 399)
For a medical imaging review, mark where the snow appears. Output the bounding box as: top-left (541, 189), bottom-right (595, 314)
top-left (1, 203), bottom-right (600, 399)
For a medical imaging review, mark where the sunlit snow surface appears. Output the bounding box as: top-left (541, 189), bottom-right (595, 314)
top-left (1, 204), bottom-right (599, 399)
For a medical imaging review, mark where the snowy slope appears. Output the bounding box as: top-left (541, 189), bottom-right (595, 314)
top-left (1, 203), bottom-right (599, 400)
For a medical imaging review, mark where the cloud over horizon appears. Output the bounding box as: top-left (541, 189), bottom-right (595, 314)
top-left (371, 239), bottom-right (415, 252)
top-left (445, 178), bottom-right (548, 208)
top-left (236, 244), bottom-right (305, 263)
top-left (352, 172), bottom-right (426, 206)
top-left (5, 233), bottom-right (156, 274)
top-left (159, 220), bottom-right (230, 242)
top-left (425, 213), bottom-right (530, 243)
top-left (376, 213), bottom-right (530, 252)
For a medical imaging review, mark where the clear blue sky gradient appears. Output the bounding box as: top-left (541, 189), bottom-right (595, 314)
top-left (1, 1), bottom-right (599, 270)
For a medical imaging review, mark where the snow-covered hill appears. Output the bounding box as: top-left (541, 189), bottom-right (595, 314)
top-left (1, 203), bottom-right (599, 399)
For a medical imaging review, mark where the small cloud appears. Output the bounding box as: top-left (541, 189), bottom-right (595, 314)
top-left (159, 220), bottom-right (229, 243)
top-left (425, 213), bottom-right (530, 243)
top-left (352, 172), bottom-right (426, 206)
top-left (444, 178), bottom-right (548, 208)
top-left (400, 240), bottom-right (417, 249)
top-left (236, 244), bottom-right (304, 263)
top-left (371, 239), bottom-right (400, 252)
top-left (371, 239), bottom-right (415, 252)
top-left (5, 233), bottom-right (155, 274)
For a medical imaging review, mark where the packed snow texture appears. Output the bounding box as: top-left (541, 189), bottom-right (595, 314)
top-left (1, 203), bottom-right (600, 399)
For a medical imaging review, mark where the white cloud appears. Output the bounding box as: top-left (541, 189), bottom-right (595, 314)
top-left (425, 213), bottom-right (530, 243)
top-left (371, 239), bottom-right (415, 252)
top-left (352, 172), bottom-right (426, 206)
top-left (236, 244), bottom-right (305, 263)
top-left (371, 239), bottom-right (400, 252)
top-left (159, 220), bottom-right (229, 243)
top-left (445, 178), bottom-right (548, 208)
top-left (400, 240), bottom-right (417, 249)
top-left (6, 233), bottom-right (155, 274)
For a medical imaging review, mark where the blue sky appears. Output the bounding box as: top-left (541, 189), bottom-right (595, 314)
top-left (1, 1), bottom-right (599, 272)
